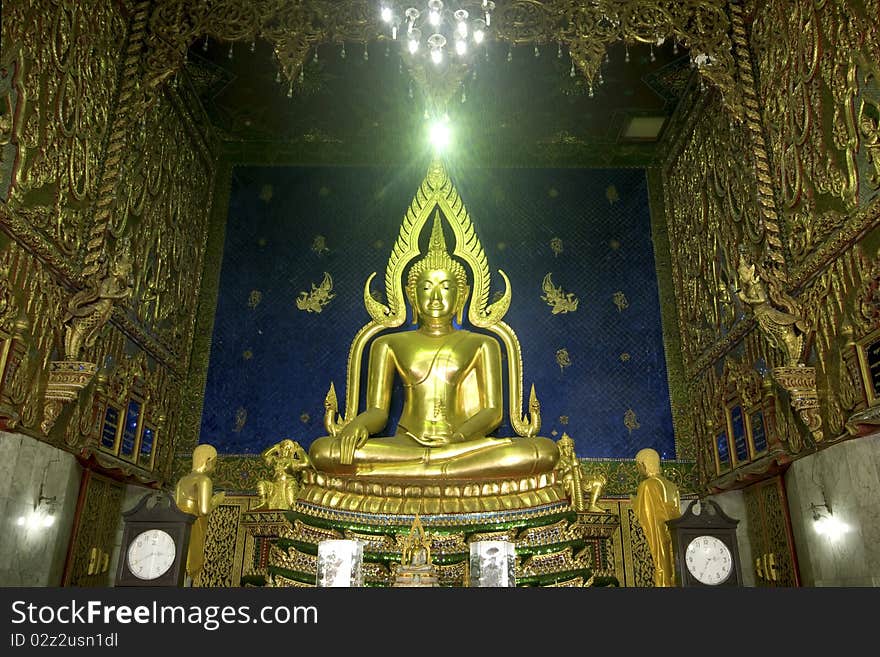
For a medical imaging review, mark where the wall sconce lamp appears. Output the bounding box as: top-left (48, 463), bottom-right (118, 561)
top-left (810, 495), bottom-right (849, 541)
top-left (15, 493), bottom-right (58, 531)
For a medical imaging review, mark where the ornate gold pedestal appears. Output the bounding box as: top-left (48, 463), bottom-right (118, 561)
top-left (265, 476), bottom-right (619, 587)
top-left (41, 360), bottom-right (98, 433)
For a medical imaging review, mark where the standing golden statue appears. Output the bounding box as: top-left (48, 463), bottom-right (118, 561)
top-left (255, 439), bottom-right (311, 510)
top-left (631, 447), bottom-right (681, 587)
top-left (175, 444), bottom-right (225, 581)
top-left (309, 214), bottom-right (558, 478)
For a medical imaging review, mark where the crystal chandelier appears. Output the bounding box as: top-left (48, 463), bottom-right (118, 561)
top-left (379, 1), bottom-right (494, 68)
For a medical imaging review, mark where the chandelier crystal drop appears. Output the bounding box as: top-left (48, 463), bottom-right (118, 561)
top-left (380, 1), bottom-right (493, 67)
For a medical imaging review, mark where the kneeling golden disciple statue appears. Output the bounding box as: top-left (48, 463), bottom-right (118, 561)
top-left (631, 448), bottom-right (681, 587)
top-left (256, 439), bottom-right (311, 510)
top-left (309, 216), bottom-right (558, 480)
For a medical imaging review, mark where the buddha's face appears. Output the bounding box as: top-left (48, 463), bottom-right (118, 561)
top-left (415, 269), bottom-right (458, 321)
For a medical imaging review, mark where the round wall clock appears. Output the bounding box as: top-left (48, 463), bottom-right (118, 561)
top-left (126, 529), bottom-right (177, 581)
top-left (684, 534), bottom-right (733, 585)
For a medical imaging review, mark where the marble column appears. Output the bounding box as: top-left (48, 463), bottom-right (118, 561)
top-left (0, 431), bottom-right (82, 586)
top-left (704, 489), bottom-right (756, 587)
top-left (785, 433), bottom-right (880, 586)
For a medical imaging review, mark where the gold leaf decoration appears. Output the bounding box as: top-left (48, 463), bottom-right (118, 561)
top-left (624, 409), bottom-right (640, 434)
top-left (233, 407), bottom-right (248, 433)
top-left (556, 348), bottom-right (572, 373)
top-left (311, 235), bottom-right (329, 256)
top-left (613, 291), bottom-right (629, 312)
top-left (606, 185), bottom-right (619, 204)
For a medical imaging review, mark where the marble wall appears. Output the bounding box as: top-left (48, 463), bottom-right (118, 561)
top-left (703, 490), bottom-right (756, 587)
top-left (785, 434), bottom-right (880, 586)
top-left (0, 431), bottom-right (82, 586)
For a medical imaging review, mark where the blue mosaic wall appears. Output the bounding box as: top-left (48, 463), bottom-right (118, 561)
top-left (200, 164), bottom-right (675, 459)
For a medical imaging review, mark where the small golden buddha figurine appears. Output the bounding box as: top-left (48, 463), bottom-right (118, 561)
top-left (631, 448), bottom-right (681, 587)
top-left (255, 439), bottom-right (311, 510)
top-left (309, 216), bottom-right (558, 478)
top-left (175, 444), bottom-right (225, 580)
top-left (392, 515), bottom-right (439, 587)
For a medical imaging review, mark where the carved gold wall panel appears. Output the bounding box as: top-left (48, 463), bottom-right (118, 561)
top-left (118, 92), bottom-right (213, 363)
top-left (1, 0), bottom-right (127, 265)
top-left (0, 0), bottom-right (217, 488)
top-left (750, 0), bottom-right (880, 264)
top-left (663, 93), bottom-right (766, 371)
top-left (63, 472), bottom-right (124, 587)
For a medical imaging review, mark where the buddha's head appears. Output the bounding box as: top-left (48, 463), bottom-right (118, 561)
top-left (192, 443), bottom-right (218, 474)
top-left (406, 213), bottom-right (469, 326)
top-left (634, 447), bottom-right (661, 477)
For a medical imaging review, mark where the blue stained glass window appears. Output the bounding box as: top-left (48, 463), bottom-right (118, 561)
top-left (101, 405), bottom-right (120, 450)
top-left (751, 410), bottom-right (767, 454)
top-left (730, 405), bottom-right (749, 462)
top-left (139, 425), bottom-right (155, 467)
top-left (121, 399), bottom-right (141, 458)
top-left (716, 432), bottom-right (730, 471)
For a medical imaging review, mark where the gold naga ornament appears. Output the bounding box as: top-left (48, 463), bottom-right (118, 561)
top-left (735, 249), bottom-right (823, 446)
top-left (42, 244), bottom-right (134, 434)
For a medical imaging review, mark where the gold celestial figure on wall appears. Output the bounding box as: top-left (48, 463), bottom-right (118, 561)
top-left (556, 348), bottom-right (572, 373)
top-left (542, 273), bottom-right (579, 314)
top-left (624, 408), bottom-right (640, 434)
top-left (296, 272), bottom-right (335, 313)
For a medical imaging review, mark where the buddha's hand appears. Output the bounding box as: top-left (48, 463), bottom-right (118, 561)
top-left (338, 421), bottom-right (370, 465)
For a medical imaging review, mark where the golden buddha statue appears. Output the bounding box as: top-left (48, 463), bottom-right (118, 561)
top-left (175, 444), bottom-right (225, 580)
top-left (631, 448), bottom-right (681, 587)
top-left (309, 215), bottom-right (558, 480)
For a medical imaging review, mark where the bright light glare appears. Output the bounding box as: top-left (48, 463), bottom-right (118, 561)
top-left (431, 48), bottom-right (443, 64)
top-left (381, 6), bottom-right (392, 22)
top-left (42, 514), bottom-right (55, 528)
top-left (428, 119), bottom-right (451, 151)
top-left (474, 29), bottom-right (485, 44)
top-left (814, 514), bottom-right (850, 541)
top-left (455, 40), bottom-right (467, 56)
top-left (457, 22), bottom-right (468, 38)
top-left (408, 39), bottom-right (419, 54)
top-left (429, 10), bottom-right (440, 25)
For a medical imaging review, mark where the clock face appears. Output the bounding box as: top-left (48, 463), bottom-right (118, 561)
top-left (685, 535), bottom-right (733, 585)
top-left (126, 529), bottom-right (176, 580)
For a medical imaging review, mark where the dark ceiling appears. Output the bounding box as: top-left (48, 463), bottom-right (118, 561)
top-left (183, 36), bottom-right (693, 167)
